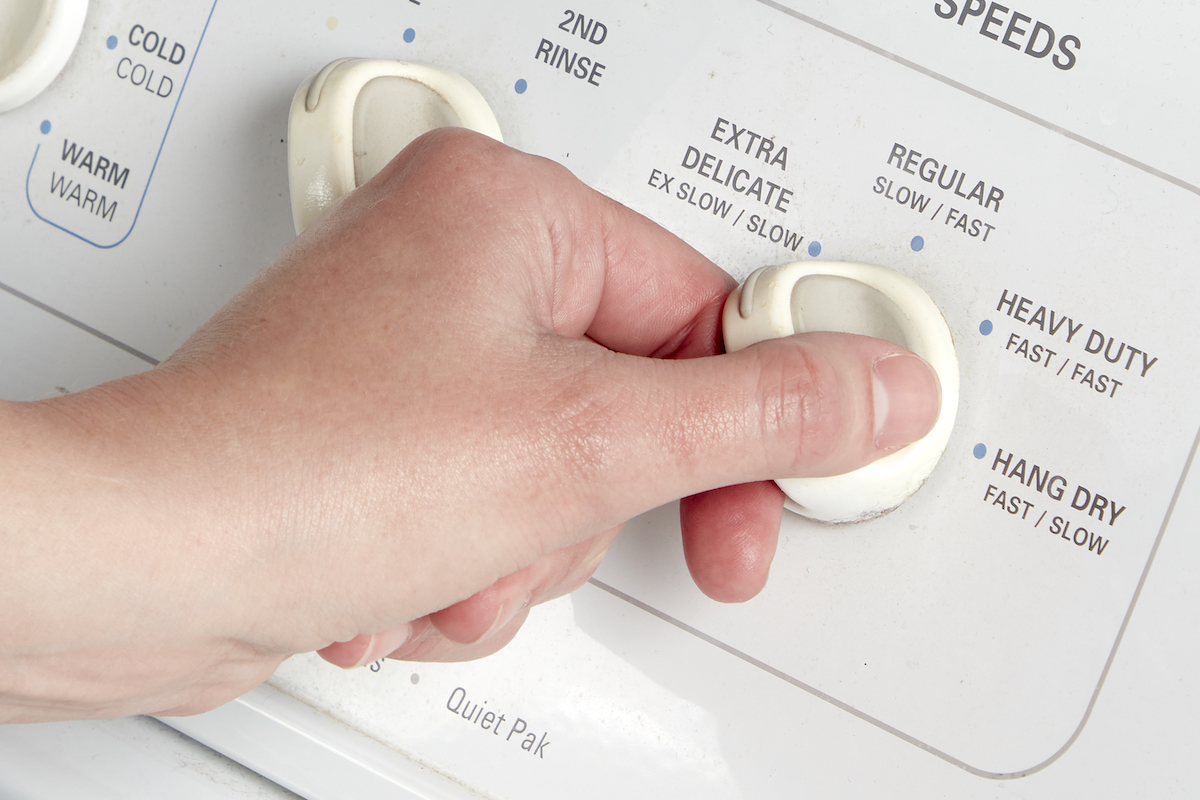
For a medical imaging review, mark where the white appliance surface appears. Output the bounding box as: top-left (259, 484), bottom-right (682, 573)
top-left (2, 1), bottom-right (1197, 797)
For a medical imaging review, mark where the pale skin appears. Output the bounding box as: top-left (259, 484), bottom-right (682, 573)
top-left (0, 129), bottom-right (940, 723)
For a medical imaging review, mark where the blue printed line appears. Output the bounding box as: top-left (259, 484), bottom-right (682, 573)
top-left (25, 0), bottom-right (220, 248)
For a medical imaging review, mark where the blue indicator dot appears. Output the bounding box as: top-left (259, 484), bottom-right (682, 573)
top-left (39, 120), bottom-right (51, 134)
top-left (515, 78), bottom-right (528, 94)
top-left (973, 443), bottom-right (987, 460)
top-left (106, 35), bottom-right (118, 50)
top-left (911, 235), bottom-right (925, 251)
top-left (403, 28), bottom-right (416, 43)
top-left (807, 240), bottom-right (822, 257)
top-left (979, 319), bottom-right (993, 336)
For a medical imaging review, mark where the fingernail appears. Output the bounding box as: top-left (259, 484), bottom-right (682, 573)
top-left (872, 354), bottom-right (941, 450)
top-left (352, 623), bottom-right (413, 668)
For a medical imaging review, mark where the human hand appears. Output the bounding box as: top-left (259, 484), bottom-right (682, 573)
top-left (0, 129), bottom-right (939, 721)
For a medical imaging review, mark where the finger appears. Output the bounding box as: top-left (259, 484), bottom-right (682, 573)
top-left (581, 197), bottom-right (735, 358)
top-left (362, 128), bottom-right (734, 358)
top-left (386, 610), bottom-right (532, 663)
top-left (311, 532), bottom-right (618, 668)
top-left (317, 623), bottom-right (414, 669)
top-left (427, 576), bottom-right (531, 647)
top-left (428, 526), bottom-right (619, 645)
top-left (680, 481), bottom-right (783, 603)
top-left (534, 160), bottom-right (736, 357)
top-left (544, 331), bottom-right (941, 526)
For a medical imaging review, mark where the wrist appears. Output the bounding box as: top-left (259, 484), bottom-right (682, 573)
top-left (0, 381), bottom-right (274, 719)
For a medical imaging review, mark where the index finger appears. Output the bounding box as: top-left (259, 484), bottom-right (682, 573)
top-left (584, 195), bottom-right (736, 358)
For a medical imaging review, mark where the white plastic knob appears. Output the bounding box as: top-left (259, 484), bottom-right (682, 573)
top-left (722, 261), bottom-right (959, 522)
top-left (287, 58), bottom-right (502, 234)
top-left (0, 0), bottom-right (88, 113)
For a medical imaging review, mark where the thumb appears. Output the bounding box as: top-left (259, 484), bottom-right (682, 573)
top-left (582, 330), bottom-right (941, 515)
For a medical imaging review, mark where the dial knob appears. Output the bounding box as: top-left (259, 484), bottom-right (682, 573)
top-left (723, 261), bottom-right (959, 522)
top-left (287, 58), bottom-right (502, 234)
top-left (0, 0), bottom-right (88, 113)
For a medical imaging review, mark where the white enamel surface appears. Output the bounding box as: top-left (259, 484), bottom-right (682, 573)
top-left (0, 716), bottom-right (296, 799)
top-left (723, 261), bottom-right (960, 522)
top-left (288, 58), bottom-right (502, 234)
top-left (0, 0), bottom-right (87, 112)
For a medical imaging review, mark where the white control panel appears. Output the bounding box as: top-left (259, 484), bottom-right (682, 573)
top-left (2, 1), bottom-right (1197, 797)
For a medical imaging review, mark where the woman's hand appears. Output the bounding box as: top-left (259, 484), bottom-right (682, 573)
top-left (0, 129), bottom-right (939, 722)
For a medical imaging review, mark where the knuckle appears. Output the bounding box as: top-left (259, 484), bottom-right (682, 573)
top-left (386, 127), bottom-right (497, 179)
